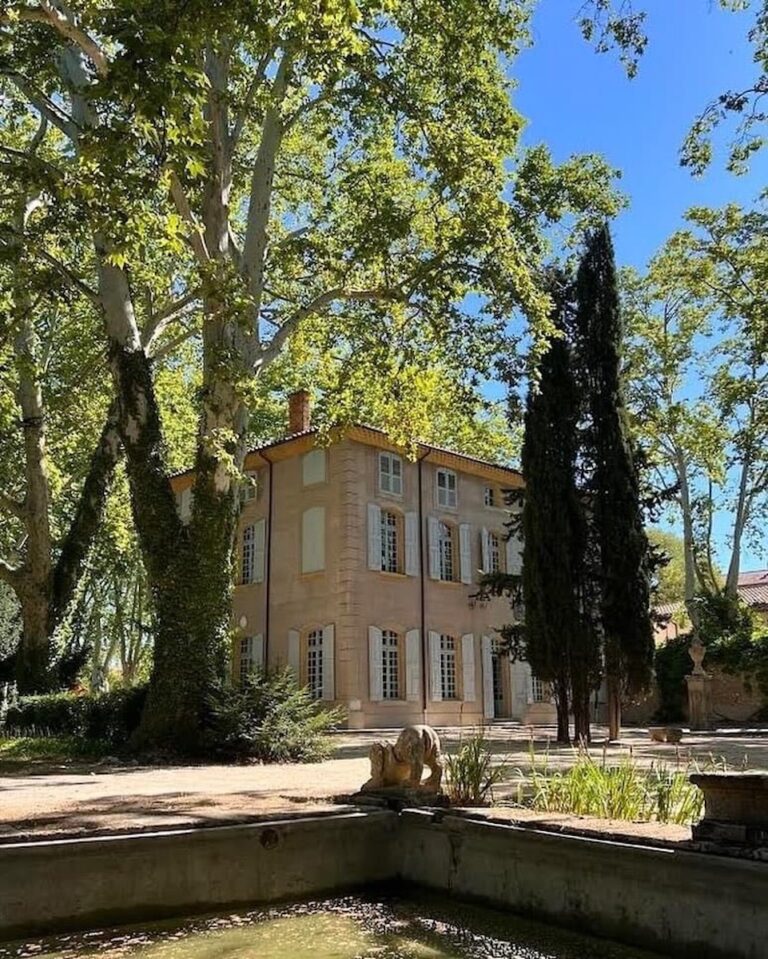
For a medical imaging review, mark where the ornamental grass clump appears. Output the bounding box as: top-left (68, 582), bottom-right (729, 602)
top-left (445, 730), bottom-right (508, 806)
top-left (523, 742), bottom-right (716, 825)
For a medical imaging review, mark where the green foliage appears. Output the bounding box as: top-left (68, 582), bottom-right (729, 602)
top-left (653, 636), bottom-right (694, 722)
top-left (520, 276), bottom-right (595, 741)
top-left (445, 730), bottom-right (508, 806)
top-left (523, 743), bottom-right (709, 825)
top-left (648, 530), bottom-right (688, 606)
top-left (576, 225), bottom-right (654, 698)
top-left (0, 735), bottom-right (110, 764)
top-left (201, 669), bottom-right (344, 763)
top-left (624, 201), bottom-right (768, 609)
top-left (696, 592), bottom-right (768, 703)
top-left (4, 686), bottom-right (148, 749)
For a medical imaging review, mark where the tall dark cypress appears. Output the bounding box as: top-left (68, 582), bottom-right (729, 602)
top-left (575, 225), bottom-right (654, 738)
top-left (521, 283), bottom-right (589, 743)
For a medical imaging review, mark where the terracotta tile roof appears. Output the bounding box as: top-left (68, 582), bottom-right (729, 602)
top-left (171, 423), bottom-right (521, 481)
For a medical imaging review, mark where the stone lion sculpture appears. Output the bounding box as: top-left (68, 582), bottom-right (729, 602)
top-left (362, 724), bottom-right (444, 793)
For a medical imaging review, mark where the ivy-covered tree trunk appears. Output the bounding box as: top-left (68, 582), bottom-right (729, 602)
top-left (576, 225), bottom-right (654, 741)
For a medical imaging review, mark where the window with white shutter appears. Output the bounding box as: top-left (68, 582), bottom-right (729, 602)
top-left (380, 510), bottom-right (401, 573)
top-left (306, 629), bottom-right (324, 699)
top-left (369, 626), bottom-right (383, 701)
top-left (405, 629), bottom-right (421, 701)
top-left (239, 634), bottom-right (264, 683)
top-left (438, 522), bottom-right (457, 582)
top-left (302, 449), bottom-right (326, 486)
top-left (253, 518), bottom-right (266, 583)
top-left (439, 634), bottom-right (458, 700)
top-left (505, 532), bottom-right (523, 576)
top-left (378, 452), bottom-right (403, 495)
top-left (241, 524), bottom-right (255, 584)
top-left (322, 624), bottom-right (335, 700)
top-left (405, 512), bottom-right (419, 576)
top-left (239, 470), bottom-right (261, 504)
top-left (461, 634), bottom-right (476, 702)
top-left (368, 503), bottom-right (382, 570)
top-left (481, 636), bottom-right (494, 719)
top-left (302, 507), bottom-right (325, 573)
top-left (436, 468), bottom-right (457, 508)
top-left (459, 523), bottom-right (472, 584)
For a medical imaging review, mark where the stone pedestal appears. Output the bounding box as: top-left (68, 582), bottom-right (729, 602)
top-left (690, 773), bottom-right (768, 848)
top-left (685, 673), bottom-right (713, 730)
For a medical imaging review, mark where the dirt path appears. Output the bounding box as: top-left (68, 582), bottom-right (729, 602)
top-left (0, 724), bottom-right (765, 843)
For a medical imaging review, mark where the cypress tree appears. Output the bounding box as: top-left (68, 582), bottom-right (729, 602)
top-left (520, 282), bottom-right (590, 744)
top-left (575, 225), bottom-right (654, 739)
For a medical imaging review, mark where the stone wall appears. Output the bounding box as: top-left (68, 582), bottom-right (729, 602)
top-left (400, 810), bottom-right (768, 959)
top-left (622, 666), bottom-right (764, 725)
top-left (3, 808), bottom-right (768, 959)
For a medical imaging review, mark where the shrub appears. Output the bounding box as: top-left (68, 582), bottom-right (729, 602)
top-left (4, 686), bottom-right (147, 749)
top-left (201, 668), bottom-right (344, 762)
top-left (654, 635), bottom-right (693, 722)
top-left (445, 730), bottom-right (507, 806)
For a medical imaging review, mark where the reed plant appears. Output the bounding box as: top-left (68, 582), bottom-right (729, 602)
top-left (520, 741), bottom-right (735, 825)
top-left (445, 729), bottom-right (508, 806)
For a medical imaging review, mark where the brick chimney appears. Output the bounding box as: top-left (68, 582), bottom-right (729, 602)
top-left (288, 389), bottom-right (311, 434)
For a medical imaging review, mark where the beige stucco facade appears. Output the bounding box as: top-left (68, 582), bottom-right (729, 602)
top-left (173, 422), bottom-right (556, 729)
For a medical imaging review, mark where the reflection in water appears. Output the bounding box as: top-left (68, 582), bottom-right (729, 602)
top-left (5, 895), bottom-right (667, 959)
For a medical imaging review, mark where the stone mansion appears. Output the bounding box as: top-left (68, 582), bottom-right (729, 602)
top-left (171, 391), bottom-right (555, 729)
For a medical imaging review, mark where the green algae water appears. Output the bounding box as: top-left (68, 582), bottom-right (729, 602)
top-left (4, 895), bottom-right (667, 959)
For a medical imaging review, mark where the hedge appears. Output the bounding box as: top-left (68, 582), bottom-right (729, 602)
top-left (4, 686), bottom-right (147, 749)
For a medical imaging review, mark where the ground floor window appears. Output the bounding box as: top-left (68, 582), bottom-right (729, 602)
top-left (440, 634), bottom-right (458, 699)
top-left (531, 674), bottom-right (548, 703)
top-left (239, 636), bottom-right (254, 683)
top-left (381, 629), bottom-right (400, 700)
top-left (306, 629), bottom-right (324, 699)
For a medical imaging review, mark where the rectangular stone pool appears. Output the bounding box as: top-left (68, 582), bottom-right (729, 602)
top-left (2, 894), bottom-right (666, 959)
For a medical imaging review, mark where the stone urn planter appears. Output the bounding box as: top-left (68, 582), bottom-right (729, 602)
top-left (689, 772), bottom-right (768, 847)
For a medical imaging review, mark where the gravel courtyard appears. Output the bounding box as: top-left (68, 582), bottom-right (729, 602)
top-left (0, 723), bottom-right (766, 842)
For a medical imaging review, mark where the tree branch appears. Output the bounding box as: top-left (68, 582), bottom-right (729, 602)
top-left (258, 284), bottom-right (407, 368)
top-left (0, 229), bottom-right (100, 305)
top-left (228, 46), bottom-right (275, 153)
top-left (6, 2), bottom-right (109, 78)
top-left (168, 172), bottom-right (210, 265)
top-left (141, 290), bottom-right (200, 352)
top-left (6, 72), bottom-right (80, 141)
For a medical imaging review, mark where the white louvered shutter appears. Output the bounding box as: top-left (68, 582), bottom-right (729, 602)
top-left (254, 518), bottom-right (266, 583)
top-left (461, 634), bottom-right (476, 702)
top-left (405, 512), bottom-right (419, 576)
top-left (481, 527), bottom-right (490, 572)
top-left (367, 503), bottom-right (382, 571)
top-left (322, 624), bottom-right (335, 700)
top-left (429, 631), bottom-right (442, 701)
top-left (482, 636), bottom-right (494, 719)
top-left (368, 626), bottom-right (384, 701)
top-left (288, 629), bottom-right (300, 675)
top-left (405, 629), bottom-right (421, 701)
top-left (459, 523), bottom-right (472, 584)
top-left (252, 634), bottom-right (264, 672)
top-left (506, 533), bottom-right (523, 576)
top-left (302, 506), bottom-right (325, 573)
top-left (428, 516), bottom-right (440, 580)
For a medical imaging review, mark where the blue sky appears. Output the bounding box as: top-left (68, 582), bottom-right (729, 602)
top-left (508, 0), bottom-right (767, 571)
top-left (515, 0), bottom-right (768, 268)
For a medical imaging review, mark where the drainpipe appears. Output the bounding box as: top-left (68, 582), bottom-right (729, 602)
top-left (417, 451), bottom-right (431, 721)
top-left (262, 452), bottom-right (274, 667)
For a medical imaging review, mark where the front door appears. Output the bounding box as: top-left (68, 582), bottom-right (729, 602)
top-left (492, 653), bottom-right (504, 718)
